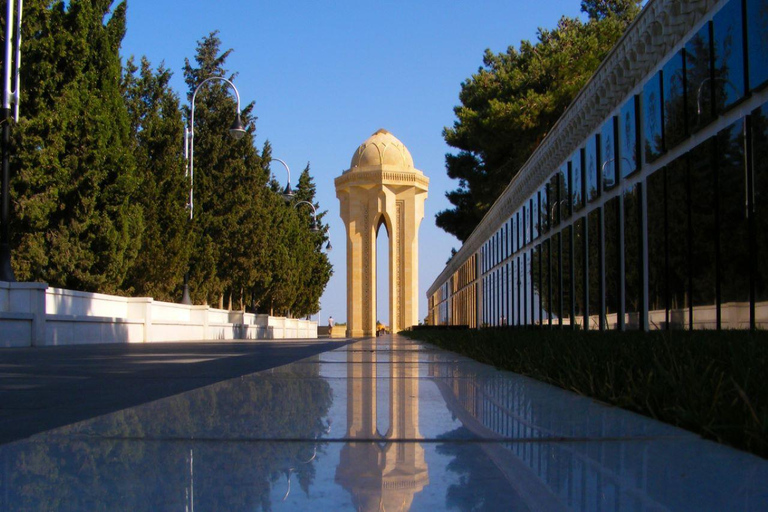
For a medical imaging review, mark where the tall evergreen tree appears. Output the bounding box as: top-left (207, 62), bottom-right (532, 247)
top-left (180, 32), bottom-right (333, 314)
top-left (121, 57), bottom-right (192, 301)
top-left (182, 31), bottom-right (264, 306)
top-left (250, 192), bottom-right (302, 316)
top-left (9, 0), bottom-right (143, 292)
top-left (248, 159), bottom-right (331, 317)
top-left (294, 163), bottom-right (323, 232)
top-left (2, 9), bottom-right (334, 311)
top-left (263, 141), bottom-right (284, 194)
top-left (437, 0), bottom-right (641, 242)
top-left (291, 164), bottom-right (332, 317)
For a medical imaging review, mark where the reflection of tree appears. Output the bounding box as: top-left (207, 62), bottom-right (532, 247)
top-left (572, 152), bottom-right (584, 210)
top-left (574, 218), bottom-right (586, 325)
top-left (624, 185), bottom-right (643, 328)
top-left (604, 198), bottom-right (621, 325)
top-left (562, 226), bottom-right (573, 325)
top-left (587, 138), bottom-right (599, 201)
top-left (539, 184), bottom-right (550, 234)
top-left (602, 119), bottom-right (617, 189)
top-left (647, 141), bottom-right (717, 329)
top-left (559, 167), bottom-right (571, 222)
top-left (663, 53), bottom-right (686, 149)
top-left (689, 140), bottom-right (717, 314)
top-left (667, 156), bottom-right (690, 323)
top-left (712, 0), bottom-right (745, 113)
top-left (435, 427), bottom-right (530, 512)
top-left (647, 169), bottom-right (666, 319)
top-left (587, 209), bottom-right (601, 328)
top-left (747, 0), bottom-right (768, 89)
top-left (1, 360), bottom-right (333, 511)
top-left (718, 120), bottom-right (749, 305)
top-left (753, 104), bottom-right (768, 304)
top-left (644, 75), bottom-right (663, 162)
top-left (551, 233), bottom-right (561, 322)
top-left (531, 241), bottom-right (549, 324)
top-left (530, 221), bottom-right (577, 327)
top-left (686, 25), bottom-right (713, 131)
top-left (620, 98), bottom-right (639, 177)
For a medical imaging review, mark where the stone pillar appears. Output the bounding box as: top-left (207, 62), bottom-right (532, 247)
top-left (338, 190), bottom-right (377, 337)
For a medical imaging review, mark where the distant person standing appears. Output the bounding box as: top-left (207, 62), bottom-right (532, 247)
top-left (328, 316), bottom-right (334, 328)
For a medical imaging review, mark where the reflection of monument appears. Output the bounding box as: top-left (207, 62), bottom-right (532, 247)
top-left (336, 338), bottom-right (429, 511)
top-left (335, 130), bottom-right (429, 337)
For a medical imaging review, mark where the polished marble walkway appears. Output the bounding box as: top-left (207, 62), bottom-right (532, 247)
top-left (0, 335), bottom-right (766, 511)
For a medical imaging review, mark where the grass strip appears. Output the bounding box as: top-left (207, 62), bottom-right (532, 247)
top-left (402, 328), bottom-right (768, 459)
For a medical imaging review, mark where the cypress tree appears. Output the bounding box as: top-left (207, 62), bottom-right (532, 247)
top-left (122, 57), bottom-right (192, 301)
top-left (290, 164), bottom-right (332, 317)
top-left (10, 0), bottom-right (142, 292)
top-left (182, 31), bottom-right (264, 306)
top-left (247, 157), bottom-right (332, 317)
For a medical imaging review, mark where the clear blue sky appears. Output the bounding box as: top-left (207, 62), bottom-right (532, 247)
top-left (120, 0), bottom-right (586, 325)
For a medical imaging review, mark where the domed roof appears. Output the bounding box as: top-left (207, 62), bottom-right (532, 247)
top-left (348, 129), bottom-right (414, 172)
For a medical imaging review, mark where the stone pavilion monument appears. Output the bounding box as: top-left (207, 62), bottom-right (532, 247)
top-left (335, 130), bottom-right (429, 337)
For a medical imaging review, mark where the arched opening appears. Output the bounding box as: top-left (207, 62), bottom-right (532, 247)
top-left (376, 216), bottom-right (390, 334)
top-left (375, 215), bottom-right (391, 437)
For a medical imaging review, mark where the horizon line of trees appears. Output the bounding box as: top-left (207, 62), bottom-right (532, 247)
top-left (2, 0), bottom-right (331, 317)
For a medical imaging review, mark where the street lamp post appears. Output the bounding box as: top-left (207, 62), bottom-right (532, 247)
top-left (293, 200), bottom-right (332, 251)
top-left (181, 76), bottom-right (246, 304)
top-left (270, 158), bottom-right (294, 202)
top-left (1, 0), bottom-right (23, 282)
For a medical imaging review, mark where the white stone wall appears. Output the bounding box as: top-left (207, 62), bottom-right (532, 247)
top-left (0, 281), bottom-right (318, 347)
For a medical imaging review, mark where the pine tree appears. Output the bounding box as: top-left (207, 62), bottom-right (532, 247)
top-left (10, 0), bottom-right (142, 292)
top-left (437, 0), bottom-right (641, 241)
top-left (121, 56), bottom-right (192, 301)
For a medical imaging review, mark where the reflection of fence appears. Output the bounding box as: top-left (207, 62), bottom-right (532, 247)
top-left (429, 360), bottom-right (768, 511)
top-left (0, 282), bottom-right (317, 347)
top-left (430, 363), bottom-right (669, 510)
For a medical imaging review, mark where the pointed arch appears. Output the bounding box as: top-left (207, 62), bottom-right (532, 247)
top-left (374, 211), bottom-right (393, 238)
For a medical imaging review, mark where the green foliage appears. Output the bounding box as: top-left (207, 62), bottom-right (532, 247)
top-left (182, 31), bottom-right (265, 306)
top-left (251, 160), bottom-right (332, 317)
top-left (291, 164), bottom-right (333, 316)
top-left (180, 33), bottom-right (331, 315)
top-left (2, 8), bottom-right (332, 316)
top-left (404, 328), bottom-right (768, 458)
top-left (121, 57), bottom-right (192, 301)
top-left (10, 0), bottom-right (143, 292)
top-left (437, 0), bottom-right (642, 241)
